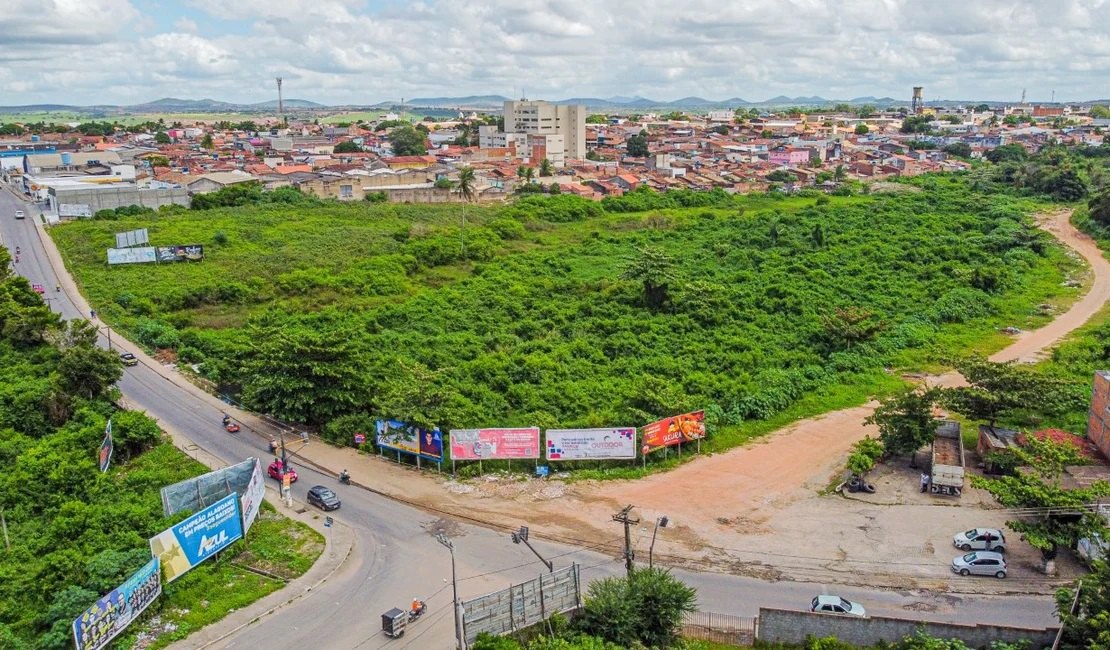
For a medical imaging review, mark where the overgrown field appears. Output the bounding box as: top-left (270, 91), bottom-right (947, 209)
top-left (53, 178), bottom-right (1083, 452)
top-left (0, 248), bottom-right (323, 649)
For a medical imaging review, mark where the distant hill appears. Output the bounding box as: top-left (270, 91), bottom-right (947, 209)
top-left (406, 95), bottom-right (510, 107)
top-left (250, 99), bottom-right (325, 109)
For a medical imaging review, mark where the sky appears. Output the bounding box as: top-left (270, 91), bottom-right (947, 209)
top-left (0, 0), bottom-right (1108, 107)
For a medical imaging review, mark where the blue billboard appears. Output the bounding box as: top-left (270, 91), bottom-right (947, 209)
top-left (149, 493), bottom-right (243, 583)
top-left (376, 419), bottom-right (443, 462)
top-left (72, 557), bottom-right (161, 650)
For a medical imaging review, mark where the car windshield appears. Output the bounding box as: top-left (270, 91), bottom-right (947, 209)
top-left (839, 598), bottom-right (853, 610)
top-left (962, 552), bottom-right (978, 562)
top-left (964, 529), bottom-right (978, 537)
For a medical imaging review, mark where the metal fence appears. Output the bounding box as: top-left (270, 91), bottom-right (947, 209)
top-left (682, 610), bottom-right (758, 645)
top-left (462, 564), bottom-right (581, 645)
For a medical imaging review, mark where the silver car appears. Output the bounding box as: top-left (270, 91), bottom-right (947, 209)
top-left (953, 528), bottom-right (1006, 552)
top-left (951, 551), bottom-right (1007, 578)
top-left (810, 595), bottom-right (866, 617)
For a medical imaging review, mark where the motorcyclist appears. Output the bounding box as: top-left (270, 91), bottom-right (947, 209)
top-left (339, 469), bottom-right (350, 484)
top-left (222, 414), bottom-right (231, 426)
top-left (14, 247), bottom-right (19, 255)
top-left (268, 437), bottom-right (278, 453)
top-left (55, 284), bottom-right (60, 292)
top-left (411, 598), bottom-right (425, 615)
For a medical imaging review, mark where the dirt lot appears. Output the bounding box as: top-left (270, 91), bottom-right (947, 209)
top-left (303, 210), bottom-right (1106, 595)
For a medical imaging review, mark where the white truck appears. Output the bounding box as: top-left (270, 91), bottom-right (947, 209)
top-left (931, 420), bottom-right (965, 497)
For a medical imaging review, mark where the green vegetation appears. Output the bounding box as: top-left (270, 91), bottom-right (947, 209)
top-left (51, 174), bottom-right (1083, 475)
top-left (0, 245), bottom-right (322, 648)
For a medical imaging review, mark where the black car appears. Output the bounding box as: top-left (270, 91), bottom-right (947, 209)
top-left (307, 485), bottom-right (341, 511)
top-left (120, 352), bottom-right (138, 367)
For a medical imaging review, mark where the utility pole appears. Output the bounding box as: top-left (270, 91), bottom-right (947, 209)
top-left (436, 531), bottom-right (465, 650)
top-left (612, 505), bottom-right (639, 577)
top-left (649, 515), bottom-right (669, 569)
top-left (0, 509), bottom-right (9, 551)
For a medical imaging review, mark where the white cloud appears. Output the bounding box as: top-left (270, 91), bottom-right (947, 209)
top-left (2, 0), bottom-right (1109, 105)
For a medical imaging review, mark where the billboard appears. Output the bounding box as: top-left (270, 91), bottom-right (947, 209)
top-left (107, 247), bottom-right (157, 265)
top-left (641, 410), bottom-right (706, 453)
top-left (60, 203), bottom-right (92, 218)
top-left (449, 427), bottom-right (541, 460)
top-left (546, 428), bottom-right (637, 461)
top-left (114, 228), bottom-right (149, 248)
top-left (72, 557), bottom-right (161, 650)
top-left (150, 493), bottom-right (243, 583)
top-left (239, 458), bottom-right (266, 534)
top-left (98, 418), bottom-right (113, 473)
top-left (161, 458), bottom-right (260, 519)
top-left (376, 420), bottom-right (443, 461)
top-left (156, 244), bottom-right (204, 262)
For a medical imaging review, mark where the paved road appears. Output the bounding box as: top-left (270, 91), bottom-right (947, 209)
top-left (0, 189), bottom-right (1060, 648)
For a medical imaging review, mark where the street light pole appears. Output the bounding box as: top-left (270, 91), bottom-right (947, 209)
top-left (436, 532), bottom-right (464, 650)
top-left (649, 515), bottom-right (669, 569)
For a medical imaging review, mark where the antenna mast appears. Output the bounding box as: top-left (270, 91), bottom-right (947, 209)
top-left (276, 77), bottom-right (284, 121)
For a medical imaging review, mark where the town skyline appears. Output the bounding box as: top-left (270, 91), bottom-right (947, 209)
top-left (1, 0), bottom-right (1107, 106)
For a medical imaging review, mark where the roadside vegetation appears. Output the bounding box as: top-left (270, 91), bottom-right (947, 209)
top-left (0, 246), bottom-right (323, 649)
top-left (53, 170), bottom-right (1085, 470)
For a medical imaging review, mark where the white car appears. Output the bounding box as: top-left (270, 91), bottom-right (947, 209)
top-left (14, 210), bottom-right (25, 219)
top-left (953, 528), bottom-right (1006, 552)
top-left (952, 551), bottom-right (1007, 578)
top-left (810, 595), bottom-right (866, 617)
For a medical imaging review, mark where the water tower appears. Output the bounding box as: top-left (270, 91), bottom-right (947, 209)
top-left (911, 86), bottom-right (924, 114)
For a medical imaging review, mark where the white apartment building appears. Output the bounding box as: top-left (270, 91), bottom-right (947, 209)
top-left (501, 100), bottom-right (586, 164)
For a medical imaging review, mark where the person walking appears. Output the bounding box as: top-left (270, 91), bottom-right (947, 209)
top-left (920, 472), bottom-right (930, 493)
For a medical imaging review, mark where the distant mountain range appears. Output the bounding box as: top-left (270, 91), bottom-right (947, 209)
top-left (0, 94), bottom-right (1102, 116)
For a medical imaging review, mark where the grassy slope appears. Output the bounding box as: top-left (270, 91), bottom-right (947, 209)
top-left (51, 184), bottom-right (1086, 478)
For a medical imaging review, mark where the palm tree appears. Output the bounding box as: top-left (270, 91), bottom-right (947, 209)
top-left (539, 158), bottom-right (553, 177)
top-left (833, 164), bottom-right (846, 182)
top-left (456, 166), bottom-right (476, 203)
top-left (523, 166), bottom-right (535, 183)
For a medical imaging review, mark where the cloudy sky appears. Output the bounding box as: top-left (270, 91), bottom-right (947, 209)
top-left (1, 0), bottom-right (1107, 106)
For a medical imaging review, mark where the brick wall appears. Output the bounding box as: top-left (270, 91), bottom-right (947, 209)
top-left (1088, 371), bottom-right (1110, 459)
top-left (758, 608), bottom-right (1056, 649)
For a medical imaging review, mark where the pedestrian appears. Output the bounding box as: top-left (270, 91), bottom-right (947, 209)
top-left (920, 472), bottom-right (930, 493)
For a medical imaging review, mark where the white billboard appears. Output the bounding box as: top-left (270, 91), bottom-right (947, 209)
top-left (545, 428), bottom-right (637, 461)
top-left (107, 247), bottom-right (157, 265)
top-left (115, 228), bottom-right (150, 248)
top-left (59, 203), bottom-right (92, 218)
top-left (239, 458), bottom-right (266, 533)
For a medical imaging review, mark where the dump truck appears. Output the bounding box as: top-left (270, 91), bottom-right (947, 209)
top-left (931, 420), bottom-right (965, 497)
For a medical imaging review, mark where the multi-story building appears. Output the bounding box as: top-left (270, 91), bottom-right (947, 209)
top-left (501, 100), bottom-right (586, 164)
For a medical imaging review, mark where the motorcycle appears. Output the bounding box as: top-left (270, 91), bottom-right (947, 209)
top-left (339, 471), bottom-right (351, 485)
top-left (408, 600), bottom-right (427, 622)
top-left (222, 415), bottom-right (240, 433)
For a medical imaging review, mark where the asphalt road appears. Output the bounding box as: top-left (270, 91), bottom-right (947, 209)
top-left (0, 187), bottom-right (1059, 648)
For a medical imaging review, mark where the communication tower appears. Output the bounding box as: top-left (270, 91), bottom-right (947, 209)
top-left (276, 77), bottom-right (284, 120)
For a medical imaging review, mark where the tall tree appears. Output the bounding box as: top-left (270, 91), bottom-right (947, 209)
top-left (200, 133), bottom-right (214, 149)
top-left (539, 158), bottom-right (554, 177)
top-left (939, 356), bottom-right (1084, 428)
top-left (456, 166), bottom-right (476, 203)
top-left (54, 320), bottom-right (122, 401)
top-left (621, 246), bottom-right (677, 310)
top-left (626, 133), bottom-right (649, 157)
top-left (240, 310), bottom-right (364, 424)
top-left (388, 125), bottom-right (428, 156)
top-left (1056, 557), bottom-right (1110, 650)
top-left (864, 389), bottom-right (940, 467)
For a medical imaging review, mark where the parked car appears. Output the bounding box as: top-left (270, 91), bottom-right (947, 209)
top-left (120, 352), bottom-right (138, 367)
top-left (307, 485), bottom-right (341, 511)
top-left (268, 460), bottom-right (298, 483)
top-left (14, 210), bottom-right (24, 219)
top-left (953, 528), bottom-right (1006, 552)
top-left (951, 551), bottom-right (1007, 578)
top-left (809, 595), bottom-right (866, 617)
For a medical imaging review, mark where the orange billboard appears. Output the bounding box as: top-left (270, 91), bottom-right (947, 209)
top-left (641, 410), bottom-right (705, 453)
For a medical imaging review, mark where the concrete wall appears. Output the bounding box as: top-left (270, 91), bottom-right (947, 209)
top-left (51, 186), bottom-right (189, 214)
top-left (381, 187), bottom-right (502, 204)
top-left (1088, 370), bottom-right (1110, 459)
top-left (758, 608), bottom-right (1056, 649)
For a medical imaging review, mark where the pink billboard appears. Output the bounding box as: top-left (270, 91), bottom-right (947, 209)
top-left (449, 427), bottom-right (541, 460)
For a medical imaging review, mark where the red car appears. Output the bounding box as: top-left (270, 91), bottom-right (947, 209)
top-left (268, 460), bottom-right (298, 483)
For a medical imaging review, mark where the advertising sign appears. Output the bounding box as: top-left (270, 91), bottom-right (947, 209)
top-left (376, 420), bottom-right (443, 461)
top-left (98, 418), bottom-right (113, 473)
top-left (150, 493), bottom-right (243, 583)
top-left (546, 428), bottom-right (637, 461)
top-left (106, 247), bottom-right (157, 265)
top-left (156, 244), bottom-right (204, 262)
top-left (375, 419), bottom-right (419, 455)
top-left (449, 428), bottom-right (541, 460)
top-left (60, 203), bottom-right (92, 218)
top-left (353, 432), bottom-right (366, 445)
top-left (641, 410), bottom-right (706, 453)
top-left (72, 557), bottom-right (161, 650)
top-left (114, 228), bottom-right (149, 248)
top-left (239, 458), bottom-right (265, 534)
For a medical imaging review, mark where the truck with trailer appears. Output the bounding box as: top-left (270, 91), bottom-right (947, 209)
top-left (931, 420), bottom-right (965, 497)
